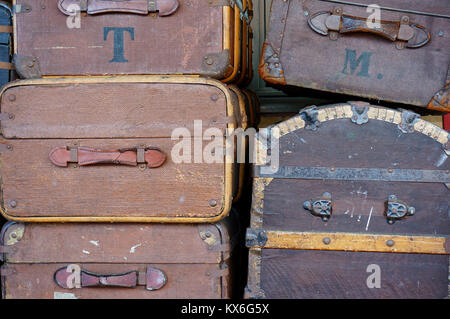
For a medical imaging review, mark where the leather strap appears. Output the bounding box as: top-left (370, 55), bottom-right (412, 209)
top-left (0, 26), bottom-right (13, 33)
top-left (54, 266), bottom-right (167, 290)
top-left (0, 62), bottom-right (14, 70)
top-left (58, 0), bottom-right (179, 17)
top-left (308, 10), bottom-right (431, 49)
top-left (49, 146), bottom-right (166, 168)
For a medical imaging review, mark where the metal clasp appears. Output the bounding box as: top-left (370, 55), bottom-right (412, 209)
top-left (385, 195), bottom-right (415, 224)
top-left (303, 192), bottom-right (332, 222)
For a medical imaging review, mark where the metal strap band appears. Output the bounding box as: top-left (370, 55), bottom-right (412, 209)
top-left (254, 166), bottom-right (450, 183)
top-left (70, 148), bottom-right (78, 162)
top-left (137, 147), bottom-right (145, 163)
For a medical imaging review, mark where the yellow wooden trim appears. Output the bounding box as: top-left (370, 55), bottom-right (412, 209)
top-left (222, 4), bottom-right (241, 83)
top-left (0, 76), bottom-right (235, 223)
top-left (259, 230), bottom-right (448, 255)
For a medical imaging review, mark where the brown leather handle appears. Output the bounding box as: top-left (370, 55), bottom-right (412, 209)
top-left (308, 10), bottom-right (431, 49)
top-left (58, 0), bottom-right (179, 17)
top-left (49, 146), bottom-right (166, 168)
top-left (54, 266), bottom-right (167, 290)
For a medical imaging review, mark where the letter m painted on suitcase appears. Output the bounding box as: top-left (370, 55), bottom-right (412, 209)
top-left (342, 49), bottom-right (373, 78)
top-left (104, 27), bottom-right (135, 63)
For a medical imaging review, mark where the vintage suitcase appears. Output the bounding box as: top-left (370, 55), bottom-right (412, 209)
top-left (259, 0), bottom-right (450, 112)
top-left (0, 1), bottom-right (12, 86)
top-left (246, 102), bottom-right (449, 298)
top-left (0, 219), bottom-right (238, 298)
top-left (12, 0), bottom-right (249, 82)
top-left (0, 76), bottom-right (238, 223)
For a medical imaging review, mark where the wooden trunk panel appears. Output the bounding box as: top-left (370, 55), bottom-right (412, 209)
top-left (2, 223), bottom-right (224, 264)
top-left (2, 263), bottom-right (225, 299)
top-left (260, 249), bottom-right (449, 299)
top-left (265, 0), bottom-right (449, 107)
top-left (0, 138), bottom-right (225, 219)
top-left (14, 0), bottom-right (227, 77)
top-left (263, 179), bottom-right (449, 235)
top-left (1, 82), bottom-right (228, 138)
top-left (262, 118), bottom-right (449, 234)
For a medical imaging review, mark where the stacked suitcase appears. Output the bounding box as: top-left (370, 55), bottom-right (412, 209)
top-left (246, 0), bottom-right (449, 299)
top-left (0, 0), bottom-right (256, 299)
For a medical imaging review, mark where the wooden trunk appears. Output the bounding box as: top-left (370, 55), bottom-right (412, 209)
top-left (0, 218), bottom-right (238, 299)
top-left (260, 0), bottom-right (450, 112)
top-left (0, 76), bottom-right (238, 223)
top-left (0, 1), bottom-right (12, 86)
top-left (246, 102), bottom-right (449, 298)
top-left (12, 0), bottom-right (252, 83)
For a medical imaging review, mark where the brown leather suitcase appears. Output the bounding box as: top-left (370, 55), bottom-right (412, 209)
top-left (0, 76), bottom-right (239, 223)
top-left (0, 218), bottom-right (238, 298)
top-left (12, 0), bottom-right (250, 83)
top-left (259, 0), bottom-right (450, 112)
top-left (246, 102), bottom-right (449, 298)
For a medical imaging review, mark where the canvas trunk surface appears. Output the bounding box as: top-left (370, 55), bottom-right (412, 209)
top-left (13, 0), bottom-right (233, 78)
top-left (0, 222), bottom-right (232, 299)
top-left (261, 0), bottom-right (450, 110)
top-left (247, 103), bottom-right (449, 299)
top-left (0, 77), bottom-right (235, 222)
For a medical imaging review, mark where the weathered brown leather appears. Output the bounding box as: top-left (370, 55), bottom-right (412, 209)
top-left (261, 0), bottom-right (449, 109)
top-left (54, 266), bottom-right (167, 290)
top-left (49, 146), bottom-right (166, 168)
top-left (1, 222), bottom-right (235, 298)
top-left (58, 0), bottom-right (179, 16)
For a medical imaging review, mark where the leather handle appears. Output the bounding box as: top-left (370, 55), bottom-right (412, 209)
top-left (49, 146), bottom-right (166, 168)
top-left (58, 0), bottom-right (179, 17)
top-left (308, 10), bottom-right (431, 49)
top-left (54, 266), bottom-right (167, 290)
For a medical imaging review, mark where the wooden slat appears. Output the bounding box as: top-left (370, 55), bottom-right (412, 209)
top-left (259, 230), bottom-right (448, 255)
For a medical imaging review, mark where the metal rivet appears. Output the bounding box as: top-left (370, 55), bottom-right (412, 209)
top-left (11, 232), bottom-right (17, 238)
top-left (210, 94), bottom-right (219, 102)
top-left (386, 240), bottom-right (395, 247)
top-left (9, 200), bottom-right (17, 208)
top-left (323, 237), bottom-right (331, 245)
top-left (41, 5), bottom-right (46, 9)
top-left (401, 16), bottom-right (409, 23)
top-left (209, 200), bottom-right (217, 207)
top-left (27, 61), bottom-right (34, 68)
top-left (205, 231), bottom-right (212, 238)
top-left (330, 167), bottom-right (335, 172)
top-left (205, 58), bottom-right (214, 65)
top-left (304, 11), bottom-right (309, 16)
top-left (388, 168), bottom-right (393, 173)
top-left (8, 114), bottom-right (14, 120)
top-left (6, 145), bottom-right (12, 150)
top-left (8, 94), bottom-right (16, 102)
top-left (438, 31), bottom-right (444, 37)
top-left (139, 164), bottom-right (146, 169)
